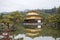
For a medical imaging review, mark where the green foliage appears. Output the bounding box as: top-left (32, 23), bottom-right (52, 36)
top-left (40, 27), bottom-right (60, 38)
top-left (19, 38), bottom-right (23, 40)
top-left (58, 6), bottom-right (60, 14)
top-left (0, 11), bottom-right (24, 34)
top-left (0, 7), bottom-right (60, 38)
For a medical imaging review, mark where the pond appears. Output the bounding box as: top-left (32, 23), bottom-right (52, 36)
top-left (14, 34), bottom-right (60, 40)
top-left (13, 25), bottom-right (60, 40)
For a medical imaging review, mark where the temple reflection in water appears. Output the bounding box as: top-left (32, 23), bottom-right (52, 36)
top-left (23, 10), bottom-right (43, 37)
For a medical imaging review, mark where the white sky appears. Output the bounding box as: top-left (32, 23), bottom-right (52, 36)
top-left (0, 0), bottom-right (60, 12)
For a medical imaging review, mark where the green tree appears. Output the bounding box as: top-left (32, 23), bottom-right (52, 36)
top-left (58, 6), bottom-right (60, 14)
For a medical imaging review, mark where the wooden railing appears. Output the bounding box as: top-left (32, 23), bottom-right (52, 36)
top-left (23, 23), bottom-right (41, 25)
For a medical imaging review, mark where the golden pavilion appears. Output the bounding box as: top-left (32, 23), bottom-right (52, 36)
top-left (23, 10), bottom-right (43, 37)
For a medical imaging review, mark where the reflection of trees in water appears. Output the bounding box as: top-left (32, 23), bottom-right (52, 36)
top-left (39, 27), bottom-right (60, 38)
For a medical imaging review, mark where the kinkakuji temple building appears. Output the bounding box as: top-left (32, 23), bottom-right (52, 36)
top-left (23, 10), bottom-right (43, 37)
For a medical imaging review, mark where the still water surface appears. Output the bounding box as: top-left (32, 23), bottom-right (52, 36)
top-left (14, 34), bottom-right (60, 40)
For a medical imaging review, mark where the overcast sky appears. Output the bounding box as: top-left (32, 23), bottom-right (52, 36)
top-left (0, 0), bottom-right (60, 12)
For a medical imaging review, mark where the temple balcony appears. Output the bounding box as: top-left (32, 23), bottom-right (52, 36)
top-left (23, 22), bottom-right (41, 25)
